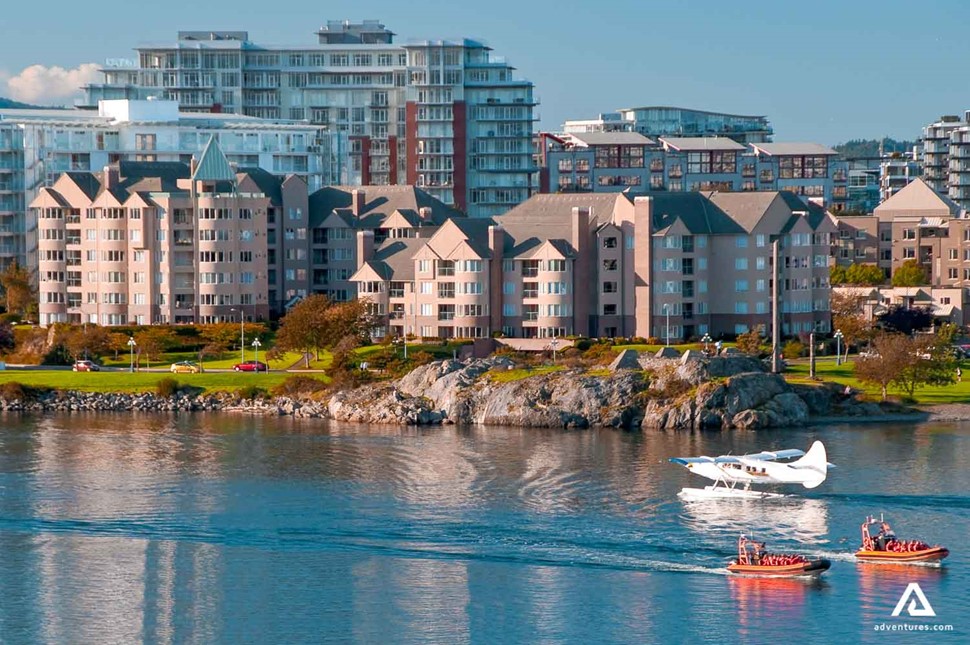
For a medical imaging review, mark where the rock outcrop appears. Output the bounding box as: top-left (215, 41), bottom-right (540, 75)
top-left (0, 353), bottom-right (902, 429)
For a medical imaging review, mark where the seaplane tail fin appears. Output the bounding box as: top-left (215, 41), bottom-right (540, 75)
top-left (791, 441), bottom-right (828, 489)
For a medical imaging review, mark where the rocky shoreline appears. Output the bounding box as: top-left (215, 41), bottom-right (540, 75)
top-left (0, 352), bottom-right (933, 429)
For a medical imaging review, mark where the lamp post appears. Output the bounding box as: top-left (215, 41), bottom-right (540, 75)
top-left (127, 336), bottom-right (136, 373)
top-left (834, 329), bottom-right (844, 366)
top-left (702, 333), bottom-right (712, 356)
top-left (251, 338), bottom-right (262, 372)
top-left (663, 303), bottom-right (671, 347)
top-left (231, 308), bottom-right (245, 365)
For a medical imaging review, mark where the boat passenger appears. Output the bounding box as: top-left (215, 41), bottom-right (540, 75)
top-left (876, 522), bottom-right (896, 550)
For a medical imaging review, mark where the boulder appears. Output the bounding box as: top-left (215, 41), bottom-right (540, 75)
top-left (609, 349), bottom-right (640, 371)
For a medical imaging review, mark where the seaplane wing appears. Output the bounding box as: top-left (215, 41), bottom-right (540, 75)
top-left (670, 441), bottom-right (832, 496)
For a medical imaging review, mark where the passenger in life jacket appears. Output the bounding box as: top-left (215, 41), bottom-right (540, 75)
top-left (875, 522), bottom-right (897, 550)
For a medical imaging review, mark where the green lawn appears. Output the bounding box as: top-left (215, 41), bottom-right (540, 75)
top-left (612, 342), bottom-right (734, 354)
top-left (0, 370), bottom-right (319, 394)
top-left (785, 356), bottom-right (970, 405)
top-left (488, 364), bottom-right (565, 383)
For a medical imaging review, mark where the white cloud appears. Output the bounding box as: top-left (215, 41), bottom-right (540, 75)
top-left (5, 63), bottom-right (100, 105)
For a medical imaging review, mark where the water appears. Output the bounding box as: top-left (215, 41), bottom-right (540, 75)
top-left (0, 415), bottom-right (966, 643)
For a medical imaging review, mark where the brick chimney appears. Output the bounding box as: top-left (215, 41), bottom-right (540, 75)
top-left (103, 165), bottom-right (119, 190)
top-left (351, 189), bottom-right (366, 216)
top-left (571, 207), bottom-right (592, 337)
top-left (356, 230), bottom-right (374, 270)
top-left (488, 225), bottom-right (505, 334)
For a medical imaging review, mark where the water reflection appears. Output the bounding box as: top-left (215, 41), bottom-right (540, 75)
top-left (0, 414), bottom-right (966, 642)
top-left (681, 498), bottom-right (830, 545)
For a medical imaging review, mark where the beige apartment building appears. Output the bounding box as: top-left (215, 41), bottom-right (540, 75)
top-left (352, 191), bottom-right (835, 341)
top-left (33, 140), bottom-right (271, 326)
top-left (835, 178), bottom-right (970, 284)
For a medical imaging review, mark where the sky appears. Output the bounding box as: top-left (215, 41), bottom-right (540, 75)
top-left (1, 0), bottom-right (968, 144)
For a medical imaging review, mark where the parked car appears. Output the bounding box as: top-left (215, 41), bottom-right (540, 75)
top-left (170, 361), bottom-right (201, 374)
top-left (233, 360), bottom-right (268, 372)
top-left (72, 360), bottom-right (101, 372)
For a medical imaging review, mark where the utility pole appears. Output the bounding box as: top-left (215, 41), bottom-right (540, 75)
top-left (771, 238), bottom-right (781, 374)
top-left (809, 331), bottom-right (816, 379)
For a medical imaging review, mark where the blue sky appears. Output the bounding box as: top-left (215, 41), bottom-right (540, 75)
top-left (1, 0), bottom-right (967, 144)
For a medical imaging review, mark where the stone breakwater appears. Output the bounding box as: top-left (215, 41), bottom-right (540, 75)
top-left (0, 354), bottom-right (908, 429)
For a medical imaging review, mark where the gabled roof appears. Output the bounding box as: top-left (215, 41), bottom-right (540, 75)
top-left (308, 185), bottom-right (462, 229)
top-left (874, 178), bottom-right (963, 218)
top-left (63, 172), bottom-right (102, 200)
top-left (646, 192), bottom-right (745, 235)
top-left (499, 192), bottom-right (631, 226)
top-left (366, 237), bottom-right (428, 282)
top-left (659, 137), bottom-right (746, 152)
top-left (191, 136), bottom-right (236, 183)
top-left (750, 142), bottom-right (837, 156)
top-left (236, 167), bottom-right (283, 203)
top-left (706, 192), bottom-right (781, 232)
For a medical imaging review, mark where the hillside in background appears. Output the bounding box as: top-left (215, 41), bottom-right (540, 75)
top-left (0, 97), bottom-right (49, 109)
top-left (833, 138), bottom-right (918, 158)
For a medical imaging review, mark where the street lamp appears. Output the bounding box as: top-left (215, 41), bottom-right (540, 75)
top-left (231, 308), bottom-right (245, 365)
top-left (251, 338), bottom-right (262, 372)
top-left (834, 329), bottom-right (844, 366)
top-left (702, 333), bottom-right (712, 355)
top-left (663, 304), bottom-right (671, 347)
top-left (127, 336), bottom-right (136, 373)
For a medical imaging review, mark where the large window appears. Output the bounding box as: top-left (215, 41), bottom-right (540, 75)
top-left (687, 151), bottom-right (737, 174)
top-left (778, 155), bottom-right (829, 179)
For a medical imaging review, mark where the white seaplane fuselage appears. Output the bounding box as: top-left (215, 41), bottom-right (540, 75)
top-left (671, 442), bottom-right (832, 500)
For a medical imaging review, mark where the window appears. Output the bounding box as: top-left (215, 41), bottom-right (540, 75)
top-left (736, 236), bottom-right (748, 248)
top-left (502, 304), bottom-right (517, 316)
top-left (547, 259), bottom-right (566, 272)
top-left (735, 258), bottom-right (748, 270)
top-left (603, 304), bottom-right (617, 316)
top-left (735, 302), bottom-right (748, 314)
top-left (735, 280), bottom-right (749, 292)
top-left (418, 260), bottom-right (431, 274)
top-left (602, 237), bottom-right (617, 249)
top-left (503, 281), bottom-right (515, 295)
top-left (602, 281), bottom-right (618, 293)
top-left (756, 234), bottom-right (766, 248)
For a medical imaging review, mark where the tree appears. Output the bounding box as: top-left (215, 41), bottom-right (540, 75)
top-left (135, 327), bottom-right (178, 367)
top-left (275, 295), bottom-right (376, 368)
top-left (856, 330), bottom-right (957, 400)
top-left (892, 260), bottom-right (928, 288)
top-left (0, 261), bottom-right (34, 318)
top-left (877, 305), bottom-right (933, 335)
top-left (829, 265), bottom-right (847, 286)
top-left (63, 325), bottom-right (112, 361)
top-left (200, 322), bottom-right (267, 356)
top-left (0, 321), bottom-right (14, 355)
top-left (830, 290), bottom-right (873, 360)
top-left (736, 325), bottom-right (766, 356)
top-left (844, 263), bottom-right (885, 286)
top-left (855, 333), bottom-right (914, 401)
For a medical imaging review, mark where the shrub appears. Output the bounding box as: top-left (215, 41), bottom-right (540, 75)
top-left (0, 381), bottom-right (26, 400)
top-left (271, 375), bottom-right (329, 397)
top-left (156, 377), bottom-right (181, 398)
top-left (574, 338), bottom-right (592, 351)
top-left (583, 342), bottom-right (615, 365)
top-left (42, 344), bottom-right (73, 366)
top-left (236, 385), bottom-right (267, 401)
top-left (783, 339), bottom-right (806, 359)
top-left (0, 312), bottom-right (22, 325)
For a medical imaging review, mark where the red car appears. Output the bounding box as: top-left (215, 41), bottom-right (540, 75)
top-left (233, 360), bottom-right (268, 372)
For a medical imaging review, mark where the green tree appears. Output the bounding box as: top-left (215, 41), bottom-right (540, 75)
top-left (829, 265), bottom-right (847, 286)
top-left (830, 290), bottom-right (873, 360)
top-left (855, 333), bottom-right (914, 401)
top-left (844, 263), bottom-right (885, 286)
top-left (0, 261), bottom-right (34, 318)
top-left (135, 327), bottom-right (178, 367)
top-left (275, 296), bottom-right (376, 368)
top-left (891, 260), bottom-right (928, 287)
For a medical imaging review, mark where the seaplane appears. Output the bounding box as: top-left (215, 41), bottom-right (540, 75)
top-left (669, 441), bottom-right (833, 500)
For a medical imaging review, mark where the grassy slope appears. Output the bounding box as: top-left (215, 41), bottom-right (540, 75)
top-left (0, 370), bottom-right (317, 393)
top-left (785, 357), bottom-right (969, 404)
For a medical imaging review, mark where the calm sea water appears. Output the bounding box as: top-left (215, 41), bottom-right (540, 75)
top-left (0, 414), bottom-right (966, 644)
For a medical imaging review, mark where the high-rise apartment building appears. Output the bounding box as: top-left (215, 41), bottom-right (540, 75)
top-left (0, 99), bottom-right (343, 273)
top-left (920, 112), bottom-right (970, 208)
top-left (81, 21), bottom-right (537, 217)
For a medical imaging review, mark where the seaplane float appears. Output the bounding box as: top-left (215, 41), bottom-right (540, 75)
top-left (669, 441), bottom-right (834, 500)
top-left (855, 515), bottom-right (949, 564)
top-left (727, 535), bottom-right (831, 577)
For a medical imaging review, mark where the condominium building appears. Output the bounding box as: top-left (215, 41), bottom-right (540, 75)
top-left (81, 21), bottom-right (537, 217)
top-left (351, 191), bottom-right (835, 341)
top-left (920, 112), bottom-right (970, 208)
top-left (833, 178), bottom-right (970, 287)
top-left (537, 133), bottom-right (847, 209)
top-left (33, 136), bottom-right (466, 326)
top-left (563, 106), bottom-right (773, 144)
top-left (32, 142), bottom-right (271, 327)
top-left (0, 98), bottom-right (343, 273)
